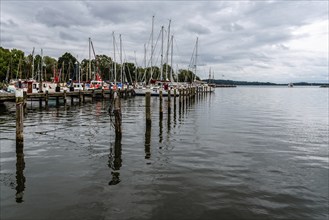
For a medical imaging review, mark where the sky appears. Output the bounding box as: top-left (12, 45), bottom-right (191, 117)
top-left (1, 0), bottom-right (328, 83)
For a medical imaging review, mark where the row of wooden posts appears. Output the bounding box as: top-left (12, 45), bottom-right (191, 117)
top-left (15, 86), bottom-right (212, 145)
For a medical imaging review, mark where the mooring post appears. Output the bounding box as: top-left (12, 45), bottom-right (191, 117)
top-left (159, 90), bottom-right (163, 118)
top-left (92, 89), bottom-right (95, 101)
top-left (145, 91), bottom-right (151, 126)
top-left (79, 91), bottom-right (82, 104)
top-left (63, 90), bottom-right (67, 104)
top-left (45, 90), bottom-right (49, 107)
top-left (113, 92), bottom-right (122, 138)
top-left (23, 91), bottom-right (27, 114)
top-left (16, 89), bottom-right (24, 145)
top-left (173, 88), bottom-right (177, 110)
top-left (167, 89), bottom-right (171, 114)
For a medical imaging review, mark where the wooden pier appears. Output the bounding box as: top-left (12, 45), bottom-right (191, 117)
top-left (0, 89), bottom-right (135, 104)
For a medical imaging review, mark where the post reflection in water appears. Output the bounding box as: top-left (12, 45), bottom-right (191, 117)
top-left (159, 111), bottom-right (163, 144)
top-left (108, 136), bottom-right (122, 185)
top-left (167, 106), bottom-right (171, 139)
top-left (145, 117), bottom-right (151, 160)
top-left (15, 142), bottom-right (26, 203)
top-left (173, 98), bottom-right (177, 128)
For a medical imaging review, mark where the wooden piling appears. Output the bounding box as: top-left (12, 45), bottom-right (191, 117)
top-left (63, 90), bottom-right (67, 104)
top-left (16, 89), bottom-right (24, 145)
top-left (79, 91), bottom-right (82, 104)
top-left (159, 90), bottom-right (163, 118)
top-left (167, 89), bottom-right (171, 114)
top-left (23, 91), bottom-right (27, 114)
top-left (145, 91), bottom-right (151, 126)
top-left (45, 91), bottom-right (49, 107)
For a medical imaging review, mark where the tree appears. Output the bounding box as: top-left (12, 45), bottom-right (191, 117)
top-left (0, 47), bottom-right (11, 82)
top-left (58, 52), bottom-right (77, 81)
top-left (43, 56), bottom-right (57, 81)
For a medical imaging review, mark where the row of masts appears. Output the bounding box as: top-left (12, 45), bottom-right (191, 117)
top-left (11, 16), bottom-right (199, 85)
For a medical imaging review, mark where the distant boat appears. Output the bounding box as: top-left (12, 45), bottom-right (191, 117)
top-left (288, 83), bottom-right (294, 87)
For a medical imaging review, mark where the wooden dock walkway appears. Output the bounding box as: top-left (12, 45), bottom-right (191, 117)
top-left (0, 89), bottom-right (135, 104)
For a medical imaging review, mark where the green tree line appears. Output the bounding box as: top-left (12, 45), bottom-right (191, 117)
top-left (0, 47), bottom-right (200, 84)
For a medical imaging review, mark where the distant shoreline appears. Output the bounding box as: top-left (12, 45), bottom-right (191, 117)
top-left (203, 79), bottom-right (329, 87)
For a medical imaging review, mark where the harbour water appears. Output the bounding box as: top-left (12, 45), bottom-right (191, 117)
top-left (0, 86), bottom-right (328, 220)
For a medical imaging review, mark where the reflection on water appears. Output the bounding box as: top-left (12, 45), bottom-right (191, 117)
top-left (0, 87), bottom-right (328, 220)
top-left (145, 114), bottom-right (151, 160)
top-left (108, 136), bottom-right (122, 186)
top-left (15, 143), bottom-right (25, 203)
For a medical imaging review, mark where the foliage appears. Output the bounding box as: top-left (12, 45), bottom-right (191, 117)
top-left (0, 46), bottom-right (203, 84)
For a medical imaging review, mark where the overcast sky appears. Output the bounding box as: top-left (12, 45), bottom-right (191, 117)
top-left (1, 0), bottom-right (328, 83)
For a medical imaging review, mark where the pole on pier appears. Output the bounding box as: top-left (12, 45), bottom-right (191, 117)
top-left (16, 89), bottom-right (24, 145)
top-left (63, 90), bottom-right (67, 104)
top-left (145, 91), bottom-right (151, 126)
top-left (79, 91), bottom-right (82, 104)
top-left (159, 90), bottom-right (163, 118)
top-left (113, 92), bottom-right (122, 138)
top-left (167, 89), bottom-right (171, 114)
top-left (45, 91), bottom-right (49, 107)
top-left (23, 91), bottom-right (27, 114)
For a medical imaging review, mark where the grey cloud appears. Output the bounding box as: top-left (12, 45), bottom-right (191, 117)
top-left (221, 23), bottom-right (244, 32)
top-left (184, 23), bottom-right (211, 35)
top-left (35, 6), bottom-right (93, 27)
top-left (1, 19), bottom-right (18, 27)
top-left (59, 31), bottom-right (78, 41)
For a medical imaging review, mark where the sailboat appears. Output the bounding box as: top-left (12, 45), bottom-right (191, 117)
top-left (87, 38), bottom-right (108, 90)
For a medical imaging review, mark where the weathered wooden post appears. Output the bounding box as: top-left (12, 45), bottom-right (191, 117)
top-left (113, 92), bottom-right (122, 138)
top-left (92, 89), bottom-right (95, 101)
top-left (45, 90), bottom-right (49, 107)
top-left (145, 91), bottom-right (151, 125)
top-left (63, 90), bottom-right (67, 104)
top-left (16, 89), bottom-right (24, 145)
top-left (23, 91), bottom-right (27, 114)
top-left (79, 91), bottom-right (82, 104)
top-left (159, 90), bottom-right (163, 118)
top-left (167, 89), bottom-right (171, 114)
top-left (124, 88), bottom-right (128, 99)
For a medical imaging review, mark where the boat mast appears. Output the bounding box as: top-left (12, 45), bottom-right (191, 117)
top-left (165, 20), bottom-right (171, 81)
top-left (31, 47), bottom-right (35, 80)
top-left (160, 26), bottom-right (164, 81)
top-left (39, 48), bottom-right (43, 92)
top-left (170, 35), bottom-right (173, 82)
top-left (88, 37), bottom-right (91, 81)
top-left (144, 43), bottom-right (146, 84)
top-left (194, 37), bottom-right (198, 82)
top-left (150, 15), bottom-right (154, 82)
top-left (120, 34), bottom-right (123, 85)
top-left (134, 51), bottom-right (137, 83)
top-left (113, 32), bottom-right (116, 85)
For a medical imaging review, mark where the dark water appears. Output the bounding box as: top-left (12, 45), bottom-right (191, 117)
top-left (1, 87), bottom-right (328, 220)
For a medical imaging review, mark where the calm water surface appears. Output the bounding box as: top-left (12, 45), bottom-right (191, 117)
top-left (0, 87), bottom-right (328, 220)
